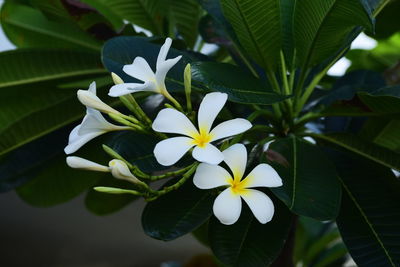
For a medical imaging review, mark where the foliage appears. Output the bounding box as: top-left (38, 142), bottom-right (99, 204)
top-left (1, 0), bottom-right (400, 266)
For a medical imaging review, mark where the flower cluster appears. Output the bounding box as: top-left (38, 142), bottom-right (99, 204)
top-left (65, 38), bottom-right (282, 225)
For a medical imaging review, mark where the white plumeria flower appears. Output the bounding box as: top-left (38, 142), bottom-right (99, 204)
top-left (193, 144), bottom-right (282, 225)
top-left (66, 156), bottom-right (142, 185)
top-left (152, 92), bottom-right (252, 166)
top-left (64, 108), bottom-right (129, 154)
top-left (77, 82), bottom-right (121, 115)
top-left (108, 37), bottom-right (181, 98)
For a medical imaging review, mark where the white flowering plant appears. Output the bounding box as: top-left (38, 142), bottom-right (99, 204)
top-left (1, 0), bottom-right (400, 266)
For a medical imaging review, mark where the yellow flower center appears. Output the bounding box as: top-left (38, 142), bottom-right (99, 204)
top-left (229, 178), bottom-right (247, 194)
top-left (192, 129), bottom-right (212, 148)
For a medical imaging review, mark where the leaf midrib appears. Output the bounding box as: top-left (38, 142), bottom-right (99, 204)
top-left (339, 178), bottom-right (396, 267)
top-left (231, 0), bottom-right (268, 69)
top-left (300, 0), bottom-right (338, 70)
top-left (5, 16), bottom-right (101, 51)
top-left (0, 69), bottom-right (107, 88)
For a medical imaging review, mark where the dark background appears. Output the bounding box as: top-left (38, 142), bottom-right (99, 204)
top-left (0, 192), bottom-right (208, 267)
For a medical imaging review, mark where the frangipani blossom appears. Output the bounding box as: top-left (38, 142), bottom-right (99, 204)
top-left (109, 37), bottom-right (181, 98)
top-left (193, 144), bottom-right (282, 225)
top-left (65, 83), bottom-right (129, 154)
top-left (152, 92), bottom-right (252, 166)
top-left (77, 82), bottom-right (121, 115)
top-left (66, 156), bottom-right (141, 184)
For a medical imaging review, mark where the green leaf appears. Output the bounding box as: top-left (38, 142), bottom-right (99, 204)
top-left (361, 118), bottom-right (400, 152)
top-left (162, 0), bottom-right (202, 48)
top-left (0, 2), bottom-right (102, 51)
top-left (141, 179), bottom-right (214, 241)
top-left (0, 49), bottom-right (106, 88)
top-left (209, 198), bottom-right (292, 266)
top-left (358, 86), bottom-right (400, 115)
top-left (332, 153), bottom-right (400, 267)
top-left (294, 0), bottom-right (372, 68)
top-left (102, 36), bottom-right (204, 92)
top-left (0, 127), bottom-right (68, 192)
top-left (79, 0), bottom-right (124, 30)
top-left (80, 0), bottom-right (161, 34)
top-left (191, 62), bottom-right (290, 105)
top-left (267, 136), bottom-right (341, 220)
top-left (85, 176), bottom-right (138, 215)
top-left (0, 63), bottom-right (110, 156)
top-left (16, 140), bottom-right (108, 207)
top-left (312, 133), bottom-right (400, 171)
top-left (365, 0), bottom-right (400, 40)
top-left (220, 0), bottom-right (283, 71)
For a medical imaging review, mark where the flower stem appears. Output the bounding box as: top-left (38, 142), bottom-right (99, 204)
top-left (146, 163), bottom-right (199, 201)
top-left (120, 94), bottom-right (153, 126)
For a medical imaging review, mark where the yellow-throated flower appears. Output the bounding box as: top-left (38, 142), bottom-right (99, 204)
top-left (152, 92), bottom-right (252, 166)
top-left (193, 144), bottom-right (282, 225)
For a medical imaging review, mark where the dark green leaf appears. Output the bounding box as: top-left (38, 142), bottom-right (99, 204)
top-left (192, 62), bottom-right (290, 105)
top-left (268, 136), bottom-right (341, 220)
top-left (0, 2), bottom-right (102, 51)
top-left (162, 0), bottom-right (202, 48)
top-left (142, 179), bottom-right (214, 241)
top-left (220, 0), bottom-right (284, 71)
top-left (365, 0), bottom-right (400, 40)
top-left (294, 0), bottom-right (372, 68)
top-left (0, 49), bottom-right (105, 88)
top-left (209, 198), bottom-right (292, 266)
top-left (332, 152), bottom-right (400, 267)
top-left (0, 127), bottom-right (68, 192)
top-left (312, 133), bottom-right (400, 171)
top-left (358, 86), bottom-right (400, 115)
top-left (81, 0), bottom-right (161, 34)
top-left (361, 118), bottom-right (400, 152)
top-left (16, 140), bottom-right (109, 207)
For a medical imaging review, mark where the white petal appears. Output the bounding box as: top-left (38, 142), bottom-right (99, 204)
top-left (192, 143), bottom-right (224, 165)
top-left (153, 137), bottom-right (195, 166)
top-left (193, 163), bottom-right (232, 189)
top-left (77, 90), bottom-right (120, 115)
top-left (198, 92), bottom-right (228, 133)
top-left (242, 164), bottom-right (282, 188)
top-left (64, 131), bottom-right (103, 154)
top-left (88, 81), bottom-right (96, 94)
top-left (79, 108), bottom-right (127, 135)
top-left (68, 124), bottom-right (81, 144)
top-left (109, 159), bottom-right (141, 184)
top-left (152, 108), bottom-right (198, 137)
top-left (222, 144), bottom-right (247, 180)
top-left (157, 37), bottom-right (172, 67)
top-left (108, 82), bottom-right (157, 97)
top-left (240, 189), bottom-right (275, 224)
top-left (213, 188), bottom-right (242, 225)
top-left (66, 156), bottom-right (109, 172)
top-left (123, 57), bottom-right (155, 82)
top-left (155, 56), bottom-right (182, 86)
top-left (210, 119), bottom-right (252, 142)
